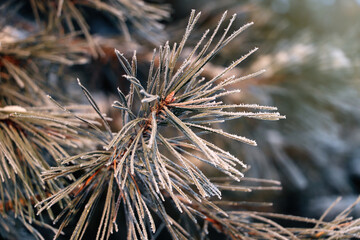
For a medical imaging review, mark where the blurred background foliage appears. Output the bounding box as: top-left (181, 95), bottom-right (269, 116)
top-left (228, 0), bottom-right (360, 218)
top-left (1, 0), bottom-right (360, 239)
top-left (166, 0), bottom-right (360, 219)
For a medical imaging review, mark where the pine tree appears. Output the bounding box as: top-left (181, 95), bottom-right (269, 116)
top-left (0, 1), bottom-right (359, 239)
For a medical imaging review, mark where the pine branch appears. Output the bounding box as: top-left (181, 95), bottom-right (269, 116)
top-left (1, 2), bottom-right (359, 239)
top-left (36, 10), bottom-right (287, 240)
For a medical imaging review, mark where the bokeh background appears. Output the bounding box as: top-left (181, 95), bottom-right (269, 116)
top-left (164, 0), bottom-right (360, 220)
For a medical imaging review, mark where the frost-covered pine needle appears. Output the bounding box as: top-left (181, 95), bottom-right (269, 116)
top-left (34, 10), bottom-right (359, 240)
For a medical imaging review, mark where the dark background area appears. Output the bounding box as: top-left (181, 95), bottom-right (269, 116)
top-left (163, 0), bottom-right (360, 219)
